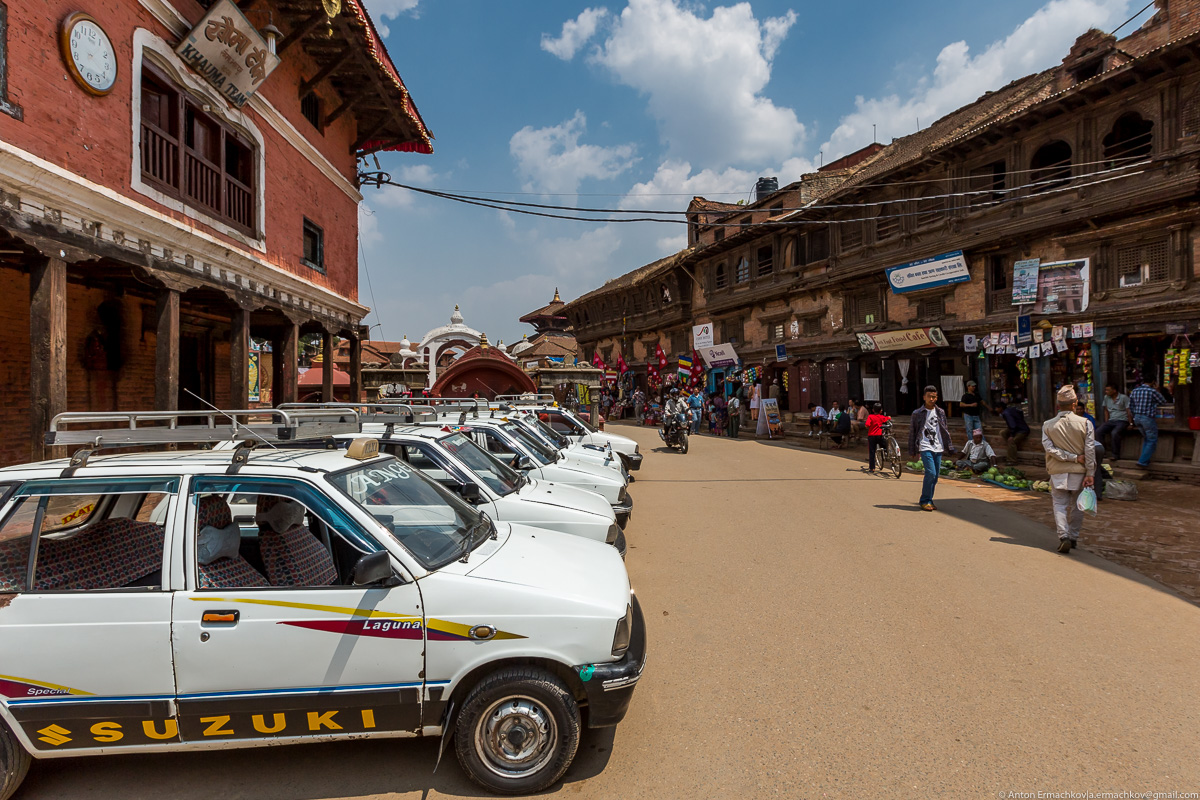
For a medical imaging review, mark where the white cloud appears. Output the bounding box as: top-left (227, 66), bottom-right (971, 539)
top-left (820, 0), bottom-right (1133, 159)
top-left (510, 111), bottom-right (638, 194)
top-left (589, 0), bottom-right (804, 166)
top-left (361, 0), bottom-right (420, 37)
top-left (542, 7), bottom-right (610, 60)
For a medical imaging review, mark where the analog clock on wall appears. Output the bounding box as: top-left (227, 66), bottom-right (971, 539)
top-left (59, 12), bottom-right (117, 97)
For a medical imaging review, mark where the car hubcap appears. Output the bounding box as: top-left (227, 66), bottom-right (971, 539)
top-left (475, 695), bottom-right (558, 777)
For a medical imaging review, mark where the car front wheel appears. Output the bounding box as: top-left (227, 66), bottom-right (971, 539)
top-left (454, 666), bottom-right (581, 795)
top-left (0, 719), bottom-right (31, 800)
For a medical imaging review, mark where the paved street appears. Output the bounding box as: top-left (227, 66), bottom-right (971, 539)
top-left (18, 425), bottom-right (1200, 799)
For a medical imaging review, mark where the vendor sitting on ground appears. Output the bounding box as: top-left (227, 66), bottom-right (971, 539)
top-left (954, 429), bottom-right (998, 473)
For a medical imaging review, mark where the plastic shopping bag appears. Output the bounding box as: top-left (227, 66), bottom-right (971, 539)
top-left (1076, 486), bottom-right (1098, 516)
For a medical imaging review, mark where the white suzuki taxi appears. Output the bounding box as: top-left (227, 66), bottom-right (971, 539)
top-left (0, 411), bottom-right (646, 798)
top-left (496, 397), bottom-right (643, 473)
top-left (327, 423), bottom-right (627, 557)
top-left (415, 414), bottom-right (632, 527)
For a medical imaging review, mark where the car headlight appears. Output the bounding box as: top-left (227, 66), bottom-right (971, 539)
top-left (611, 604), bottom-right (632, 658)
top-left (605, 522), bottom-right (620, 545)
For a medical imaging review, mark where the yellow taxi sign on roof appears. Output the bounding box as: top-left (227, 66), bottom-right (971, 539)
top-left (345, 438), bottom-right (379, 461)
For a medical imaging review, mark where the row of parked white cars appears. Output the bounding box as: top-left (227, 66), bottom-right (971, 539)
top-left (0, 396), bottom-right (646, 797)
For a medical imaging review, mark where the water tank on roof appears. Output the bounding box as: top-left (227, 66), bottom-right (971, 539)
top-left (755, 176), bottom-right (779, 201)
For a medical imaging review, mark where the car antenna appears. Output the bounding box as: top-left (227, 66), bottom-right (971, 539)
top-left (183, 389), bottom-right (279, 450)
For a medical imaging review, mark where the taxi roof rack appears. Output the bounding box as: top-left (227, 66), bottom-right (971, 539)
top-left (495, 394), bottom-right (557, 404)
top-left (279, 402), bottom-right (436, 434)
top-left (46, 409), bottom-right (361, 476)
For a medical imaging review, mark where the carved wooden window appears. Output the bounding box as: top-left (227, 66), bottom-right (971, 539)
top-left (1182, 87), bottom-right (1200, 140)
top-left (0, 2), bottom-right (22, 120)
top-left (840, 219), bottom-right (864, 251)
top-left (1029, 140), bottom-right (1072, 193)
top-left (988, 255), bottom-right (1011, 312)
top-left (757, 245), bottom-right (774, 277)
top-left (803, 315), bottom-right (822, 336)
top-left (916, 187), bottom-right (947, 226)
top-left (735, 257), bottom-right (750, 284)
top-left (140, 66), bottom-right (257, 234)
top-left (969, 161), bottom-right (1006, 208)
top-left (1116, 239), bottom-right (1169, 288)
top-left (714, 263), bottom-right (727, 289)
top-left (875, 203), bottom-right (900, 241)
top-left (915, 294), bottom-right (946, 321)
top-left (849, 288), bottom-right (883, 326)
top-left (1103, 112), bottom-right (1153, 163)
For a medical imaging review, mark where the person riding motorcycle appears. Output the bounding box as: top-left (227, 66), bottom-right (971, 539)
top-left (662, 388), bottom-right (688, 439)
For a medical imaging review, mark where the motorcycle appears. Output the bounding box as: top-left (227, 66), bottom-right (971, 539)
top-left (659, 412), bottom-right (689, 454)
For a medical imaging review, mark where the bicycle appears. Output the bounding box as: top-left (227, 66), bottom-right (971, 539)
top-left (871, 421), bottom-right (903, 479)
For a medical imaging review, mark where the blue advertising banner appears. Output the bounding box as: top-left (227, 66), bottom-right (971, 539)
top-left (1017, 314), bottom-right (1032, 344)
top-left (886, 250), bottom-right (971, 294)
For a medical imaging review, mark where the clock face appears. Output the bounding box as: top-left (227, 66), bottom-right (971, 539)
top-left (62, 13), bottom-right (117, 96)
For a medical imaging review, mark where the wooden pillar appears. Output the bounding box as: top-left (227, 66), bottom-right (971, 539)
top-left (30, 256), bottom-right (67, 462)
top-left (230, 307), bottom-right (250, 408)
top-left (154, 289), bottom-right (180, 411)
top-left (321, 331), bottom-right (334, 402)
top-left (349, 334), bottom-right (363, 403)
top-left (275, 321), bottom-right (299, 405)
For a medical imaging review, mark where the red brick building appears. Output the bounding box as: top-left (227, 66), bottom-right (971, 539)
top-left (0, 0), bottom-right (431, 463)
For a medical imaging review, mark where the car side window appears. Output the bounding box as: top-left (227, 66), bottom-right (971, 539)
top-left (0, 478), bottom-right (176, 593)
top-left (190, 479), bottom-right (382, 591)
top-left (390, 443), bottom-right (456, 484)
top-left (481, 430), bottom-right (517, 458)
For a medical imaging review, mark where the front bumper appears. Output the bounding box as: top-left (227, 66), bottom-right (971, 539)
top-left (612, 493), bottom-right (633, 528)
top-left (575, 594), bottom-right (647, 728)
top-left (620, 451), bottom-right (643, 471)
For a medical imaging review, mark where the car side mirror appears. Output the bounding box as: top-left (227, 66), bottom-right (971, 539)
top-left (516, 457), bottom-right (535, 471)
top-left (352, 550), bottom-right (402, 587)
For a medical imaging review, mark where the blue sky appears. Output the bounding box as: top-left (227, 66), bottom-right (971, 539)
top-left (357, 0), bottom-right (1155, 347)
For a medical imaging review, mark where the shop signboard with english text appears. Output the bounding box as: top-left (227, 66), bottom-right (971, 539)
top-left (692, 323), bottom-right (714, 349)
top-left (885, 250), bottom-right (970, 294)
top-left (856, 327), bottom-right (949, 352)
top-left (699, 343), bottom-right (739, 368)
top-left (176, 0), bottom-right (281, 108)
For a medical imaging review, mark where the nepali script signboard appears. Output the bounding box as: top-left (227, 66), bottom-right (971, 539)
top-left (699, 343), bottom-right (738, 368)
top-left (885, 250), bottom-right (971, 294)
top-left (176, 0), bottom-right (281, 108)
top-left (856, 327), bottom-right (949, 352)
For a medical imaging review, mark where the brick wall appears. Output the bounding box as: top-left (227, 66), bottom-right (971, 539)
top-left (0, 0), bottom-right (361, 300)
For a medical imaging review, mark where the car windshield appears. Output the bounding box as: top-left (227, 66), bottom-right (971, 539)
top-left (560, 409), bottom-right (598, 433)
top-left (527, 417), bottom-right (570, 448)
top-left (501, 423), bottom-right (559, 464)
top-left (439, 432), bottom-right (523, 496)
top-left (327, 457), bottom-right (490, 570)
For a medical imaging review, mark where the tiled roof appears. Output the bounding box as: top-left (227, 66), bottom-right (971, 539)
top-left (519, 289), bottom-right (568, 322)
top-left (562, 248), bottom-right (693, 308)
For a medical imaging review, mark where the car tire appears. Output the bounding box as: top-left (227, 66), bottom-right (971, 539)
top-left (0, 719), bottom-right (31, 800)
top-left (454, 666), bottom-right (581, 795)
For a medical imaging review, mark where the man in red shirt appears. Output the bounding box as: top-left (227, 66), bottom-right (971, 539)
top-left (865, 403), bottom-right (892, 473)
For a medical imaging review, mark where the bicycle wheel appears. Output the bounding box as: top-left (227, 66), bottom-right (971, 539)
top-left (887, 437), bottom-right (902, 478)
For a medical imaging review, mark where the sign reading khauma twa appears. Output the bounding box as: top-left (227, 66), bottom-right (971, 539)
top-left (886, 250), bottom-right (971, 294)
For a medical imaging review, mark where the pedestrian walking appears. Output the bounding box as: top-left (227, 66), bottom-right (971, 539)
top-left (1129, 379), bottom-right (1169, 468)
top-left (908, 385), bottom-right (955, 511)
top-left (960, 380), bottom-right (985, 442)
top-left (954, 429), bottom-right (997, 473)
top-left (1095, 383), bottom-right (1129, 462)
top-left (1043, 385), bottom-right (1096, 553)
top-left (995, 400), bottom-right (1030, 466)
top-left (687, 389), bottom-right (703, 434)
top-left (727, 393), bottom-right (741, 438)
top-left (865, 403), bottom-right (891, 472)
top-left (633, 389), bottom-right (645, 423)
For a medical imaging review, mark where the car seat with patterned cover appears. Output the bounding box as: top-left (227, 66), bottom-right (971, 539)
top-left (254, 494), bottom-right (337, 587)
top-left (195, 495), bottom-right (268, 589)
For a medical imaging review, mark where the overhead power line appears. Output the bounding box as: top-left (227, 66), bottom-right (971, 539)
top-left (364, 156), bottom-right (1157, 227)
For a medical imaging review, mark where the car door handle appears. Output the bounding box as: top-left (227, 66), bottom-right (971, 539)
top-left (201, 610), bottom-right (240, 625)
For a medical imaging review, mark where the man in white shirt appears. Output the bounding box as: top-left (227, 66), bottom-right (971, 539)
top-left (807, 403), bottom-right (826, 436)
top-left (954, 429), bottom-right (997, 473)
top-left (1042, 384), bottom-right (1096, 553)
